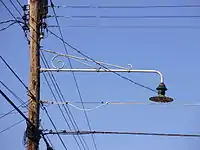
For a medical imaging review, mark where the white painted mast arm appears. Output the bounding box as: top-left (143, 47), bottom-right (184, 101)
top-left (40, 68), bottom-right (164, 83)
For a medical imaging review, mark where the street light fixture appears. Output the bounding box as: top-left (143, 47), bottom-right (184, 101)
top-left (41, 67), bottom-right (174, 103)
top-left (149, 82), bottom-right (173, 103)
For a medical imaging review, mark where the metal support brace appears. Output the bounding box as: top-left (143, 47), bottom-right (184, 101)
top-left (40, 68), bottom-right (164, 83)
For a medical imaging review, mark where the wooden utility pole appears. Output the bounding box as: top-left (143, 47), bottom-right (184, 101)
top-left (28, 0), bottom-right (41, 150)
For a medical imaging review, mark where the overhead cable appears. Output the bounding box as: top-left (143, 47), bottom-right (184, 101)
top-left (0, 119), bottom-right (24, 134)
top-left (0, 88), bottom-right (53, 150)
top-left (41, 51), bottom-right (89, 150)
top-left (49, 1), bottom-right (98, 149)
top-left (0, 80), bottom-right (28, 107)
top-left (52, 4), bottom-right (200, 9)
top-left (48, 15), bottom-right (200, 19)
top-left (9, 0), bottom-right (22, 16)
top-left (15, 0), bottom-right (23, 8)
top-left (44, 130), bottom-right (200, 138)
top-left (41, 100), bottom-right (200, 112)
top-left (47, 29), bottom-right (156, 92)
top-left (0, 0), bottom-right (29, 42)
top-left (0, 56), bottom-right (57, 150)
top-left (48, 25), bottom-right (200, 29)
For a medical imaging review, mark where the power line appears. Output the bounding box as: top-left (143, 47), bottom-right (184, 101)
top-left (49, 1), bottom-right (98, 149)
top-left (0, 22), bottom-right (17, 32)
top-left (48, 15), bottom-right (200, 19)
top-left (0, 104), bottom-right (27, 120)
top-left (41, 51), bottom-right (89, 150)
top-left (0, 2), bottom-right (55, 149)
top-left (41, 105), bottom-right (68, 150)
top-left (0, 20), bottom-right (18, 24)
top-left (41, 100), bottom-right (200, 112)
top-left (0, 119), bottom-right (24, 134)
top-left (0, 0), bottom-right (29, 41)
top-left (0, 89), bottom-right (33, 127)
top-left (0, 81), bottom-right (54, 149)
top-left (0, 56), bottom-right (57, 150)
top-left (15, 0), bottom-right (23, 8)
top-left (53, 4), bottom-right (200, 9)
top-left (9, 0), bottom-right (22, 16)
top-left (44, 130), bottom-right (200, 138)
top-left (0, 56), bottom-right (29, 90)
top-left (0, 80), bottom-right (28, 107)
top-left (0, 80), bottom-right (29, 120)
top-left (46, 29), bottom-right (156, 92)
top-left (40, 124), bottom-right (55, 150)
top-left (0, 20), bottom-right (23, 32)
top-left (0, 110), bottom-right (27, 116)
top-left (48, 25), bottom-right (200, 29)
top-left (0, 88), bottom-right (53, 149)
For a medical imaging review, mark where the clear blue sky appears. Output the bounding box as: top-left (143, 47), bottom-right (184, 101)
top-left (1, 0), bottom-right (200, 149)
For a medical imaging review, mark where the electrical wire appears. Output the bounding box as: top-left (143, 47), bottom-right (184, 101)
top-left (9, 0), bottom-right (22, 16)
top-left (40, 123), bottom-right (55, 149)
top-left (0, 104), bottom-right (27, 120)
top-left (0, 2), bottom-right (55, 149)
top-left (40, 100), bottom-right (200, 112)
top-left (41, 51), bottom-right (89, 150)
top-left (0, 80), bottom-right (29, 120)
top-left (41, 106), bottom-right (68, 150)
top-left (0, 20), bottom-right (17, 24)
top-left (0, 81), bottom-right (54, 149)
top-left (0, 56), bottom-right (29, 90)
top-left (0, 56), bottom-right (57, 150)
top-left (46, 29), bottom-right (156, 92)
top-left (41, 72), bottom-right (86, 150)
top-left (44, 130), bottom-right (200, 138)
top-left (48, 25), bottom-right (200, 29)
top-left (0, 80), bottom-right (28, 107)
top-left (15, 0), bottom-right (23, 8)
top-left (52, 4), bottom-right (200, 9)
top-left (0, 22), bottom-right (17, 32)
top-left (48, 15), bottom-right (200, 19)
top-left (0, 119), bottom-right (24, 134)
top-left (0, 0), bottom-right (29, 42)
top-left (0, 20), bottom-right (24, 32)
top-left (0, 88), bottom-right (53, 149)
top-left (0, 111), bottom-right (27, 116)
top-left (49, 1), bottom-right (98, 149)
